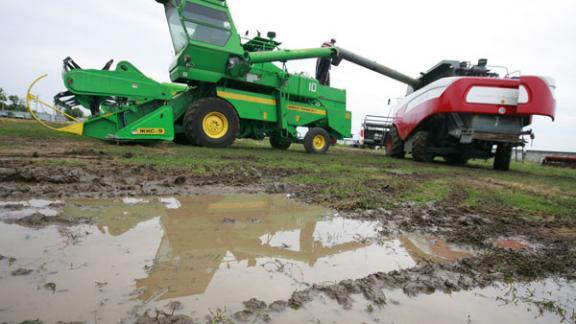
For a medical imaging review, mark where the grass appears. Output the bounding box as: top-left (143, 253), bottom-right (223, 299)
top-left (1, 119), bottom-right (576, 220)
top-left (464, 186), bottom-right (576, 218)
top-left (402, 179), bottom-right (450, 204)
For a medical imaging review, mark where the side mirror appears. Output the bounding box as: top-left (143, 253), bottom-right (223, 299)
top-left (387, 98), bottom-right (391, 105)
top-left (267, 31), bottom-right (276, 39)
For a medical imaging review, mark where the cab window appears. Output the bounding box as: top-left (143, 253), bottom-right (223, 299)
top-left (182, 3), bottom-right (231, 46)
top-left (165, 4), bottom-right (188, 53)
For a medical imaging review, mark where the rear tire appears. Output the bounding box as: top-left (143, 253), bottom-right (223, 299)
top-left (385, 126), bottom-right (405, 158)
top-left (183, 98), bottom-right (239, 148)
top-left (412, 130), bottom-right (434, 162)
top-left (494, 143), bottom-right (512, 171)
top-left (304, 128), bottom-right (330, 154)
top-left (270, 136), bottom-right (291, 150)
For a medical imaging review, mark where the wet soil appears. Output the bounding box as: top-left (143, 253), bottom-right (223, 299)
top-left (0, 160), bottom-right (268, 200)
top-left (1, 140), bottom-right (576, 323)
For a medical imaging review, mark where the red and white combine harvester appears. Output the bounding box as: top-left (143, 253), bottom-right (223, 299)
top-left (383, 59), bottom-right (556, 170)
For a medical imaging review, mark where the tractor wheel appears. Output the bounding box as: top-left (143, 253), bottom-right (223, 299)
top-left (411, 130), bottom-right (434, 162)
top-left (494, 143), bottom-right (512, 171)
top-left (270, 136), bottom-right (292, 150)
top-left (304, 128), bottom-right (330, 154)
top-left (183, 98), bottom-right (239, 148)
top-left (385, 126), bottom-right (405, 158)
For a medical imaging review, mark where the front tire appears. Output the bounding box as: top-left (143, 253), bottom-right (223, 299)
top-left (411, 130), bottom-right (434, 162)
top-left (183, 98), bottom-right (239, 148)
top-left (385, 126), bottom-right (405, 158)
top-left (270, 136), bottom-right (292, 150)
top-left (304, 128), bottom-right (330, 154)
top-left (494, 143), bottom-right (512, 171)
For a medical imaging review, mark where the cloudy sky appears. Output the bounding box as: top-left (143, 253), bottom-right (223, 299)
top-left (1, 0), bottom-right (575, 151)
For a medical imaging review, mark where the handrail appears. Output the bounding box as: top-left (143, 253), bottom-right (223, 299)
top-left (26, 74), bottom-right (79, 132)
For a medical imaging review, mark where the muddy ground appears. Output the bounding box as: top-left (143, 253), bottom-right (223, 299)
top-left (1, 120), bottom-right (575, 323)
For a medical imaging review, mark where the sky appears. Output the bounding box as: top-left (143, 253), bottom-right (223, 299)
top-left (1, 0), bottom-right (575, 151)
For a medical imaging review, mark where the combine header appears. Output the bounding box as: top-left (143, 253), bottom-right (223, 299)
top-left (27, 0), bottom-right (417, 154)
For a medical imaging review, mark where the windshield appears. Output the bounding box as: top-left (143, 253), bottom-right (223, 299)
top-left (181, 3), bottom-right (232, 46)
top-left (165, 4), bottom-right (188, 53)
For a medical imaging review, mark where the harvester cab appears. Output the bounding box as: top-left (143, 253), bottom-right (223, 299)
top-left (160, 0), bottom-right (249, 82)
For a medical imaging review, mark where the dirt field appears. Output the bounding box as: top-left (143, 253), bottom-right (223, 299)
top-left (1, 119), bottom-right (575, 323)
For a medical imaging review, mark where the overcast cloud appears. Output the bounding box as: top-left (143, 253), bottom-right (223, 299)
top-left (1, 0), bottom-right (574, 151)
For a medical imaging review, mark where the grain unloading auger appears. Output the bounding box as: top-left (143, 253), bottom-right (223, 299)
top-left (27, 0), bottom-right (421, 154)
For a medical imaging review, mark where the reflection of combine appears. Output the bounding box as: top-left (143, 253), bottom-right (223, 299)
top-left (62, 198), bottom-right (165, 236)
top-left (399, 235), bottom-right (472, 264)
top-left (135, 195), bottom-right (366, 301)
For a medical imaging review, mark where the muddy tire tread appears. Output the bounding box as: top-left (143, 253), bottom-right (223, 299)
top-left (386, 126), bottom-right (405, 158)
top-left (412, 130), bottom-right (434, 162)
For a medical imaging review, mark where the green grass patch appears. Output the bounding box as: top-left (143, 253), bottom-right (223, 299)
top-left (464, 187), bottom-right (576, 220)
top-left (0, 119), bottom-right (82, 140)
top-left (401, 179), bottom-right (450, 204)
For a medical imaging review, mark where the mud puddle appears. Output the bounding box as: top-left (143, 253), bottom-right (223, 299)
top-left (0, 194), bottom-right (475, 323)
top-left (271, 279), bottom-right (576, 324)
top-left (0, 200), bottom-right (61, 219)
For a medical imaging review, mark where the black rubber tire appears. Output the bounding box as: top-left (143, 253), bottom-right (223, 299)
top-left (270, 136), bottom-right (292, 150)
top-left (445, 155), bottom-right (469, 165)
top-left (173, 133), bottom-right (189, 145)
top-left (385, 126), bottom-right (405, 158)
top-left (494, 143), bottom-right (512, 171)
top-left (183, 97), bottom-right (239, 148)
top-left (411, 130), bottom-right (434, 162)
top-left (304, 128), bottom-right (331, 154)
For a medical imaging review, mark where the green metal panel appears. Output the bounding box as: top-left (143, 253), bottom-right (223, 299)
top-left (81, 105), bottom-right (175, 141)
top-left (83, 114), bottom-right (121, 140)
top-left (216, 87), bottom-right (278, 122)
top-left (284, 102), bottom-right (326, 127)
top-left (115, 105), bottom-right (175, 141)
top-left (65, 62), bottom-right (175, 101)
top-left (327, 107), bottom-right (352, 138)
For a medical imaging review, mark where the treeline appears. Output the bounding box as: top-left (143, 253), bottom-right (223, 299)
top-left (0, 88), bottom-right (27, 112)
top-left (0, 87), bottom-right (84, 118)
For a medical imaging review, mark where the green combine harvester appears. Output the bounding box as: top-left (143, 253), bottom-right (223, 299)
top-left (27, 0), bottom-right (419, 154)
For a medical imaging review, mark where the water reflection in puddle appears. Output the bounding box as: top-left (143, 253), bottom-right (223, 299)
top-left (0, 194), bottom-right (546, 323)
